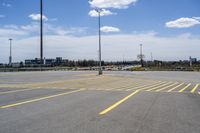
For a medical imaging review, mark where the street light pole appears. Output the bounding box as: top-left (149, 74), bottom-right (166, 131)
top-left (96, 9), bottom-right (103, 75)
top-left (9, 38), bottom-right (13, 66)
top-left (151, 52), bottom-right (153, 62)
top-left (40, 0), bottom-right (43, 68)
top-left (140, 44), bottom-right (144, 67)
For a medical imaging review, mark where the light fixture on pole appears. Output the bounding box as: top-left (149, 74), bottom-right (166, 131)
top-left (95, 8), bottom-right (103, 75)
top-left (9, 38), bottom-right (13, 66)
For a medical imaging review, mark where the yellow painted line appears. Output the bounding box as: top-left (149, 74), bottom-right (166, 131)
top-left (0, 89), bottom-right (84, 109)
top-left (179, 83), bottom-right (191, 92)
top-left (99, 90), bottom-right (140, 115)
top-left (0, 88), bottom-right (40, 95)
top-left (167, 83), bottom-right (184, 92)
top-left (155, 82), bottom-right (178, 92)
top-left (198, 92), bottom-right (200, 95)
top-left (191, 84), bottom-right (199, 93)
top-left (146, 82), bottom-right (172, 91)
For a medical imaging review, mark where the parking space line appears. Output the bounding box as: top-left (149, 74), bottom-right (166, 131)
top-left (179, 83), bottom-right (191, 92)
top-left (0, 89), bottom-right (84, 109)
top-left (0, 88), bottom-right (40, 95)
top-left (99, 90), bottom-right (140, 115)
top-left (155, 82), bottom-right (178, 92)
top-left (191, 84), bottom-right (199, 93)
top-left (167, 83), bottom-right (184, 92)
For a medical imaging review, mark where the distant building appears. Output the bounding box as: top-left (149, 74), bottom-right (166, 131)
top-left (25, 57), bottom-right (63, 66)
top-left (189, 56), bottom-right (197, 66)
top-left (191, 58), bottom-right (197, 62)
top-left (12, 63), bottom-right (21, 68)
top-left (55, 57), bottom-right (62, 65)
top-left (45, 59), bottom-right (56, 65)
top-left (0, 63), bottom-right (4, 67)
top-left (25, 58), bottom-right (42, 65)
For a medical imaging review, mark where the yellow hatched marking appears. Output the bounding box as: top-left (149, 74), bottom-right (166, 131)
top-left (137, 82), bottom-right (167, 91)
top-left (118, 82), bottom-right (153, 91)
top-left (167, 83), bottom-right (184, 92)
top-left (107, 81), bottom-right (145, 91)
top-left (113, 79), bottom-right (158, 90)
top-left (191, 84), bottom-right (199, 93)
top-left (126, 81), bottom-right (163, 91)
top-left (179, 83), bottom-right (191, 92)
top-left (146, 82), bottom-right (172, 91)
top-left (155, 82), bottom-right (178, 92)
top-left (96, 79), bottom-right (142, 90)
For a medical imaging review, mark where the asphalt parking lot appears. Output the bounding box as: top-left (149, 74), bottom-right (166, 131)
top-left (0, 71), bottom-right (200, 133)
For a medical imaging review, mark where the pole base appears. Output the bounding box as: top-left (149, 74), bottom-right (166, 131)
top-left (98, 70), bottom-right (103, 75)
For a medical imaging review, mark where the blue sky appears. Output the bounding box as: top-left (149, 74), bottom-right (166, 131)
top-left (0, 0), bottom-right (200, 63)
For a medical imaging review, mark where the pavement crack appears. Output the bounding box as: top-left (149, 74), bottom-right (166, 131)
top-left (136, 93), bottom-right (160, 133)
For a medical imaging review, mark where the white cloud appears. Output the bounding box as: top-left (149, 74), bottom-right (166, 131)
top-left (166, 17), bottom-right (200, 28)
top-left (0, 28), bottom-right (28, 37)
top-left (29, 14), bottom-right (48, 21)
top-left (193, 17), bottom-right (200, 20)
top-left (89, 9), bottom-right (116, 17)
top-left (100, 26), bottom-right (120, 33)
top-left (48, 18), bottom-right (58, 22)
top-left (2, 2), bottom-right (12, 8)
top-left (45, 25), bottom-right (88, 36)
top-left (4, 25), bottom-right (18, 29)
top-left (0, 15), bottom-right (5, 18)
top-left (0, 23), bottom-right (87, 39)
top-left (89, 0), bottom-right (138, 9)
top-left (1, 32), bottom-right (200, 63)
top-left (20, 23), bottom-right (40, 33)
top-left (1, 23), bottom-right (200, 63)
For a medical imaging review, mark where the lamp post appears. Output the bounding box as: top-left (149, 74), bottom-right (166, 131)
top-left (140, 44), bottom-right (144, 67)
top-left (151, 52), bottom-right (153, 62)
top-left (95, 9), bottom-right (103, 75)
top-left (40, 0), bottom-right (43, 68)
top-left (9, 38), bottom-right (13, 66)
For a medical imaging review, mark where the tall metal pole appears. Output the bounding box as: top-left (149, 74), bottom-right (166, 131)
top-left (9, 38), bottom-right (12, 66)
top-left (140, 44), bottom-right (143, 67)
top-left (97, 9), bottom-right (103, 75)
top-left (40, 0), bottom-right (43, 68)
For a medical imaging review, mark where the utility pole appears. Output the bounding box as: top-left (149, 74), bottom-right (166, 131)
top-left (140, 44), bottom-right (144, 67)
top-left (189, 56), bottom-right (192, 67)
top-left (123, 54), bottom-right (125, 65)
top-left (9, 38), bottom-right (13, 66)
top-left (96, 9), bottom-right (103, 75)
top-left (151, 52), bottom-right (153, 62)
top-left (40, 0), bottom-right (43, 69)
